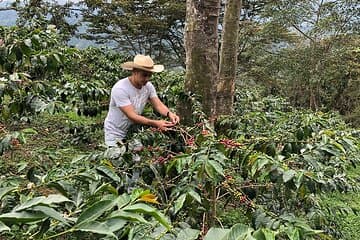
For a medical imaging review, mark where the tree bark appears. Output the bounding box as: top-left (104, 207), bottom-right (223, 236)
top-left (217, 0), bottom-right (242, 116)
top-left (180, 0), bottom-right (221, 123)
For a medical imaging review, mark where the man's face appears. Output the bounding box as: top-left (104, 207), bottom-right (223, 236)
top-left (136, 70), bottom-right (152, 86)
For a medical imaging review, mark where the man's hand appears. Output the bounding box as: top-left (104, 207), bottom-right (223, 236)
top-left (168, 112), bottom-right (180, 125)
top-left (155, 120), bottom-right (175, 131)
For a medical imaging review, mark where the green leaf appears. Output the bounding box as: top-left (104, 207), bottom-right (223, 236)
top-left (228, 223), bottom-right (254, 240)
top-left (104, 217), bottom-right (127, 232)
top-left (33, 218), bottom-right (50, 239)
top-left (261, 228), bottom-right (277, 240)
top-left (96, 165), bottom-right (121, 182)
top-left (284, 227), bottom-right (300, 240)
top-left (42, 194), bottom-right (72, 205)
top-left (319, 145), bottom-right (339, 156)
top-left (203, 228), bottom-right (230, 240)
top-left (283, 170), bottom-right (297, 183)
top-left (208, 160), bottom-right (225, 177)
top-left (205, 160), bottom-right (216, 179)
top-left (252, 229), bottom-right (266, 240)
top-left (176, 228), bottom-right (200, 240)
top-left (0, 187), bottom-right (17, 200)
top-left (116, 193), bottom-right (131, 209)
top-left (24, 38), bottom-right (32, 48)
top-left (174, 193), bottom-right (187, 214)
top-left (74, 221), bottom-right (117, 239)
top-left (123, 203), bottom-right (171, 229)
top-left (250, 155), bottom-right (270, 177)
top-left (32, 206), bottom-right (70, 225)
top-left (93, 183), bottom-right (118, 195)
top-left (14, 194), bottom-right (71, 211)
top-left (294, 222), bottom-right (323, 236)
top-left (330, 141), bottom-right (346, 154)
top-left (0, 221), bottom-right (10, 232)
top-left (76, 199), bottom-right (116, 224)
top-left (0, 211), bottom-right (47, 223)
top-left (108, 210), bottom-right (147, 223)
top-left (14, 197), bottom-right (45, 212)
top-left (53, 53), bottom-right (61, 63)
top-left (294, 171), bottom-right (304, 189)
top-left (188, 190), bottom-right (202, 203)
top-left (174, 155), bottom-right (192, 173)
top-left (21, 128), bottom-right (38, 135)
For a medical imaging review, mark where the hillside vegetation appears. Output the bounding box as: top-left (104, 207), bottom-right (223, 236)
top-left (0, 24), bottom-right (360, 240)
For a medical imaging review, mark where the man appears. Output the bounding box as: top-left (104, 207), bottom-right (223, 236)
top-left (104, 54), bottom-right (180, 147)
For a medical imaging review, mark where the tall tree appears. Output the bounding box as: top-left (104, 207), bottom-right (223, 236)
top-left (216, 0), bottom-right (242, 116)
top-left (80, 0), bottom-right (186, 66)
top-left (182, 0), bottom-right (244, 121)
top-left (183, 0), bottom-right (221, 121)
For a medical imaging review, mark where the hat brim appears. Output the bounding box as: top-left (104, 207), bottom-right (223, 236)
top-left (121, 62), bottom-right (164, 73)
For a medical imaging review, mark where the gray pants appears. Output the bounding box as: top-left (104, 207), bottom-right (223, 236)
top-left (104, 138), bottom-right (143, 164)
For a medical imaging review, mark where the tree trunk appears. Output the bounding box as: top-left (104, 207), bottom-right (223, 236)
top-left (179, 0), bottom-right (221, 123)
top-left (216, 0), bottom-right (242, 116)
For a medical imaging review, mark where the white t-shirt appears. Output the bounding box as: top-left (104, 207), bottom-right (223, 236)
top-left (104, 77), bottom-right (157, 146)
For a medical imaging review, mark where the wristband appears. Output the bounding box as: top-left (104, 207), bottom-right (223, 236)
top-left (166, 111), bottom-right (170, 118)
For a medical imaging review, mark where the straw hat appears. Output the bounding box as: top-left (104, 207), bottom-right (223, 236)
top-left (121, 54), bottom-right (164, 73)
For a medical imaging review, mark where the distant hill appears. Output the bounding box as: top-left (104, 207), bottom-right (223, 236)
top-left (0, 2), bottom-right (102, 49)
top-left (0, 7), bottom-right (17, 26)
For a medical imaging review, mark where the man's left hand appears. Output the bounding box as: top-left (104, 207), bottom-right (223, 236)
top-left (168, 112), bottom-right (180, 124)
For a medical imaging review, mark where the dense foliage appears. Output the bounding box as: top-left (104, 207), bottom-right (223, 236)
top-left (237, 0), bottom-right (360, 125)
top-left (0, 0), bottom-right (359, 237)
top-left (1, 0), bottom-right (359, 124)
top-left (1, 30), bottom-right (360, 238)
top-left (80, 0), bottom-right (186, 66)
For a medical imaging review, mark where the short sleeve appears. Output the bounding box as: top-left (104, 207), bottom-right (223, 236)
top-left (112, 87), bottom-right (131, 107)
top-left (147, 82), bottom-right (158, 99)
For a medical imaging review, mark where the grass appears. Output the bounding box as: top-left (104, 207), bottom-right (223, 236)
top-left (322, 165), bottom-right (360, 239)
top-left (0, 111), bottom-right (105, 176)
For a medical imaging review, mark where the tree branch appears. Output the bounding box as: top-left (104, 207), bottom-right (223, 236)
top-left (292, 24), bottom-right (315, 43)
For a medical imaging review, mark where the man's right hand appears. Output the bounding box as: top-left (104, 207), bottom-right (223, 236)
top-left (155, 120), bottom-right (175, 131)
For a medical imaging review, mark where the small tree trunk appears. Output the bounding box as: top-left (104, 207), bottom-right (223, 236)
top-left (216, 0), bottom-right (242, 116)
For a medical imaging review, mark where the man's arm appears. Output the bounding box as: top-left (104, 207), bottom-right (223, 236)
top-left (149, 97), bottom-right (180, 124)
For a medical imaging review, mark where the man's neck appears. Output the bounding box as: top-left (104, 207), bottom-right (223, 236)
top-left (128, 76), bottom-right (141, 89)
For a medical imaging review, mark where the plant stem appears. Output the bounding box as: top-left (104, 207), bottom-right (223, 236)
top-left (44, 229), bottom-right (73, 239)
